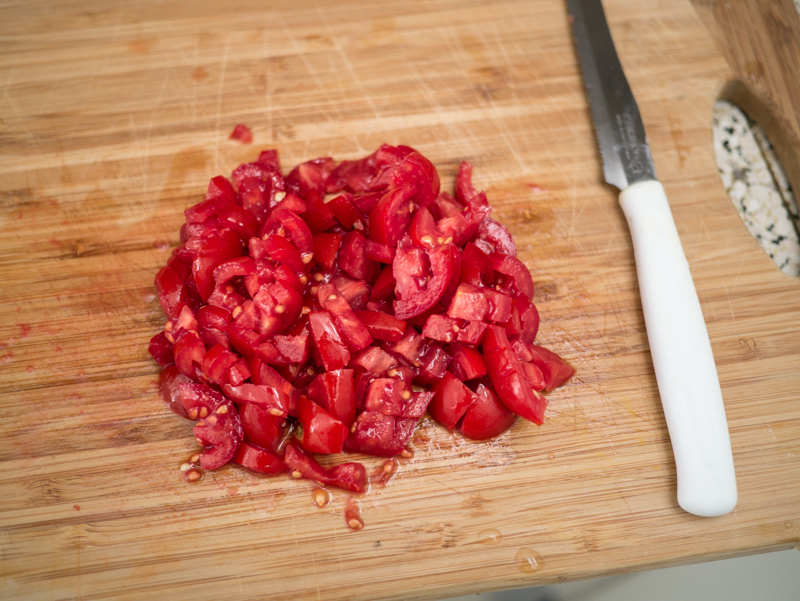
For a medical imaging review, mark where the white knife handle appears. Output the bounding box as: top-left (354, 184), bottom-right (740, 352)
top-left (619, 180), bottom-right (737, 517)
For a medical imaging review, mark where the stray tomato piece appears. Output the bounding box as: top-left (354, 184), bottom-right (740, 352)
top-left (233, 442), bottom-right (287, 473)
top-left (459, 383), bottom-right (516, 440)
top-left (284, 443), bottom-right (366, 492)
top-left (429, 372), bottom-right (478, 432)
top-left (296, 395), bottom-right (349, 454)
top-left (229, 124), bottom-right (253, 143)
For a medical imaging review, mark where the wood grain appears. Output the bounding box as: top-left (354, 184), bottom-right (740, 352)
top-left (1, 1), bottom-right (799, 600)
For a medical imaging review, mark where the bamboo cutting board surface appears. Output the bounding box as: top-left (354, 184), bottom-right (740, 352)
top-left (1, 1), bottom-right (799, 600)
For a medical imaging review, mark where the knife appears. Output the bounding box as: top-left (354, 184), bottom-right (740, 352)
top-left (566, 0), bottom-right (737, 517)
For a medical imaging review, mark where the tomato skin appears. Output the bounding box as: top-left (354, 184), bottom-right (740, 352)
top-left (429, 372), bottom-right (478, 432)
top-left (369, 185), bottom-right (415, 248)
top-left (296, 396), bottom-right (349, 454)
top-left (313, 233), bottom-right (342, 271)
top-left (150, 332), bottom-right (175, 367)
top-left (459, 384), bottom-right (516, 440)
top-left (155, 265), bottom-right (185, 319)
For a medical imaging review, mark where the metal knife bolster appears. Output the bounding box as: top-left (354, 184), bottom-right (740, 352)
top-left (566, 0), bottom-right (737, 517)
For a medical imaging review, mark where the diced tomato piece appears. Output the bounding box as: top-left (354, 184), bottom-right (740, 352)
top-left (237, 403), bottom-right (286, 450)
top-left (460, 242), bottom-right (494, 287)
top-left (422, 313), bottom-right (460, 344)
top-left (353, 310), bottom-right (406, 342)
top-left (302, 190), bottom-right (338, 233)
top-left (455, 320), bottom-right (487, 345)
top-left (370, 265), bottom-right (396, 302)
top-left (263, 234), bottom-right (305, 275)
top-left (527, 344), bottom-right (575, 391)
top-left (201, 344), bottom-right (239, 385)
top-left (313, 232), bottom-right (342, 271)
top-left (308, 369), bottom-right (355, 425)
top-left (223, 382), bottom-right (289, 417)
top-left (249, 360), bottom-right (300, 416)
top-left (155, 265), bottom-right (186, 319)
top-left (233, 442), bottom-right (287, 474)
top-left (173, 330), bottom-right (206, 377)
top-left (473, 217), bottom-right (516, 256)
top-left (326, 193), bottom-right (364, 229)
top-left (369, 185), bottom-right (415, 248)
top-left (308, 310), bottom-right (351, 371)
top-left (364, 378), bottom-right (408, 416)
top-left (158, 365), bottom-right (191, 418)
top-left (179, 381), bottom-right (225, 419)
top-left (350, 346), bottom-right (399, 376)
top-left (393, 237), bottom-right (458, 320)
top-left (296, 396), bottom-right (349, 454)
top-left (446, 283), bottom-right (489, 321)
top-left (490, 253), bottom-right (534, 300)
top-left (286, 157), bottom-right (336, 199)
top-left (213, 256), bottom-right (256, 284)
top-left (484, 289), bottom-right (513, 323)
top-left (317, 283), bottom-right (373, 351)
top-left (386, 326), bottom-right (425, 364)
top-left (446, 343), bottom-right (487, 381)
top-left (484, 347), bottom-right (547, 425)
top-left (429, 372), bottom-right (478, 432)
top-left (260, 209), bottom-right (313, 256)
top-left (327, 462), bottom-right (368, 493)
top-left (229, 123), bottom-right (253, 143)
top-left (193, 399), bottom-right (243, 470)
top-left (149, 332), bottom-right (175, 367)
top-left (459, 383), bottom-right (516, 440)
top-left (364, 240), bottom-right (394, 264)
top-left (273, 192), bottom-right (306, 213)
top-left (414, 343), bottom-right (451, 386)
top-left (339, 231), bottom-right (379, 282)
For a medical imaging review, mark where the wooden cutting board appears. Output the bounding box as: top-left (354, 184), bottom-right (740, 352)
top-left (1, 1), bottom-right (799, 599)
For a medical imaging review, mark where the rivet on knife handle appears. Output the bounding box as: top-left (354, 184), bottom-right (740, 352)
top-left (566, 0), bottom-right (737, 516)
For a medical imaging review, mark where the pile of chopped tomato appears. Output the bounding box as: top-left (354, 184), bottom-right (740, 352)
top-left (149, 144), bottom-right (574, 493)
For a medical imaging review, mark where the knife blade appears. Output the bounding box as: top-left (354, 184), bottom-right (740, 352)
top-left (566, 0), bottom-right (737, 517)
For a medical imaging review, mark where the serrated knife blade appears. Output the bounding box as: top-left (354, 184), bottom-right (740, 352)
top-left (566, 0), bottom-right (737, 517)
